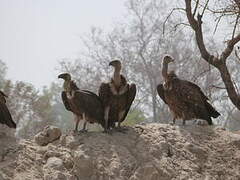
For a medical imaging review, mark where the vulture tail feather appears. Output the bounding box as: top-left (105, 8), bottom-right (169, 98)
top-left (205, 102), bottom-right (221, 118)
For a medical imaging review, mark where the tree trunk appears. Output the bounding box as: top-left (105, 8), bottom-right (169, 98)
top-left (184, 0), bottom-right (240, 111)
top-left (217, 64), bottom-right (240, 109)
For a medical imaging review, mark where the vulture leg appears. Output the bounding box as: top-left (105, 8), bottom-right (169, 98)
top-left (115, 110), bottom-right (128, 133)
top-left (118, 111), bottom-right (123, 127)
top-left (80, 113), bottom-right (88, 133)
top-left (117, 111), bottom-right (125, 128)
top-left (74, 115), bottom-right (81, 132)
top-left (103, 106), bottom-right (110, 132)
top-left (182, 119), bottom-right (186, 125)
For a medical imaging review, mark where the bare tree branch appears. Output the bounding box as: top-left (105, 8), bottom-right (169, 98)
top-left (232, 13), bottom-right (240, 39)
top-left (184, 0), bottom-right (240, 110)
top-left (235, 47), bottom-right (240, 62)
top-left (201, 0), bottom-right (210, 17)
top-left (220, 33), bottom-right (240, 62)
top-left (192, 68), bottom-right (211, 82)
top-left (193, 0), bottom-right (199, 17)
top-left (185, 0), bottom-right (218, 66)
top-left (210, 85), bottom-right (226, 89)
top-left (163, 8), bottom-right (185, 35)
top-left (213, 14), bottom-right (224, 34)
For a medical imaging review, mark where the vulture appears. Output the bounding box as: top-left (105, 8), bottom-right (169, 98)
top-left (58, 73), bottom-right (105, 132)
top-left (0, 90), bottom-right (16, 128)
top-left (157, 55), bottom-right (220, 125)
top-left (99, 60), bottom-right (136, 131)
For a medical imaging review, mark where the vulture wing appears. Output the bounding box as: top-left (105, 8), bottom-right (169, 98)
top-left (98, 83), bottom-right (111, 107)
top-left (183, 80), bottom-right (220, 118)
top-left (82, 90), bottom-right (100, 99)
top-left (0, 93), bottom-right (16, 128)
top-left (98, 83), bottom-right (116, 128)
top-left (120, 83), bottom-right (136, 122)
top-left (176, 79), bottom-right (220, 122)
top-left (61, 91), bottom-right (72, 112)
top-left (72, 90), bottom-right (105, 128)
top-left (157, 84), bottom-right (167, 104)
top-left (176, 79), bottom-right (207, 105)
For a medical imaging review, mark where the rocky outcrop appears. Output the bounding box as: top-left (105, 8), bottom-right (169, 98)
top-left (34, 126), bottom-right (62, 146)
top-left (1, 123), bottom-right (240, 180)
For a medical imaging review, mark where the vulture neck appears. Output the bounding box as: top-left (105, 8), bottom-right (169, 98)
top-left (113, 67), bottom-right (121, 87)
top-left (162, 61), bottom-right (169, 82)
top-left (63, 79), bottom-right (71, 92)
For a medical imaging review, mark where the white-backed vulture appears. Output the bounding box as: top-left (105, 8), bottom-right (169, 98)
top-left (157, 55), bottom-right (220, 125)
top-left (58, 73), bottom-right (105, 132)
top-left (0, 91), bottom-right (16, 128)
top-left (98, 60), bottom-right (136, 131)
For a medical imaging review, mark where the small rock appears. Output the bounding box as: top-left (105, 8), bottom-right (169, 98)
top-left (44, 171), bottom-right (67, 180)
top-left (34, 126), bottom-right (62, 146)
top-left (43, 157), bottom-right (64, 171)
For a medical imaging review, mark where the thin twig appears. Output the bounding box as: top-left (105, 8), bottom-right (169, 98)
top-left (162, 8), bottom-right (185, 35)
top-left (210, 85), bottom-right (226, 89)
top-left (213, 14), bottom-right (224, 34)
top-left (193, 0), bottom-right (199, 17)
top-left (201, 0), bottom-right (210, 17)
top-left (232, 13), bottom-right (240, 39)
top-left (192, 68), bottom-right (211, 82)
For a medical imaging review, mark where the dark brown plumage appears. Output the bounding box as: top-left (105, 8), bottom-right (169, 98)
top-left (58, 73), bottom-right (105, 132)
top-left (0, 91), bottom-right (16, 128)
top-left (99, 60), bottom-right (136, 130)
top-left (157, 55), bottom-right (220, 125)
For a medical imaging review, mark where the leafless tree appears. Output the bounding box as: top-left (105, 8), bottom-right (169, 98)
top-left (183, 0), bottom-right (240, 110)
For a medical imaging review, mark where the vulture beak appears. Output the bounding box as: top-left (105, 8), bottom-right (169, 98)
top-left (109, 61), bottom-right (114, 66)
top-left (58, 74), bottom-right (65, 79)
top-left (58, 73), bottom-right (71, 81)
top-left (109, 60), bottom-right (121, 67)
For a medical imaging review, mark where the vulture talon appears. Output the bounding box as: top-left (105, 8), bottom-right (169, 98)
top-left (170, 122), bottom-right (175, 126)
top-left (103, 129), bottom-right (112, 134)
top-left (72, 130), bottom-right (79, 136)
top-left (79, 129), bottom-right (88, 133)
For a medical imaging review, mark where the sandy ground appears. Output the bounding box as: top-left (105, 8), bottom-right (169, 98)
top-left (1, 123), bottom-right (240, 180)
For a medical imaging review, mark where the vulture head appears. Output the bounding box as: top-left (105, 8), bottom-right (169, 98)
top-left (109, 60), bottom-right (121, 70)
top-left (163, 55), bottom-right (174, 64)
top-left (58, 73), bottom-right (71, 81)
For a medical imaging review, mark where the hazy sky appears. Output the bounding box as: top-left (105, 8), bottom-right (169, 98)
top-left (0, 0), bottom-right (126, 89)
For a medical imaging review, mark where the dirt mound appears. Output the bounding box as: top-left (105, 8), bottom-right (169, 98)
top-left (1, 124), bottom-right (240, 180)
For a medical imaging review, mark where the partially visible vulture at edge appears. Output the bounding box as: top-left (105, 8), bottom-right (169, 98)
top-left (58, 73), bottom-right (105, 132)
top-left (157, 55), bottom-right (220, 125)
top-left (98, 60), bottom-right (136, 131)
top-left (0, 90), bottom-right (16, 128)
